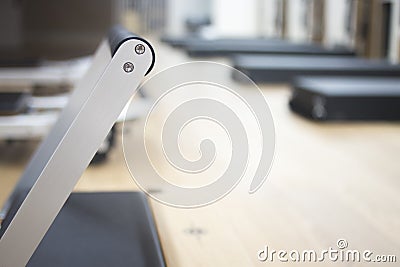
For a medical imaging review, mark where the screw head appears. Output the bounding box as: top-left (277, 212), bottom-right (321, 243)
top-left (135, 44), bottom-right (145, 55)
top-left (123, 62), bottom-right (134, 73)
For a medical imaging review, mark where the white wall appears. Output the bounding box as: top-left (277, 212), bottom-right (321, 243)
top-left (324, 0), bottom-right (349, 48)
top-left (166, 0), bottom-right (282, 38)
top-left (258, 0), bottom-right (282, 37)
top-left (165, 0), bottom-right (211, 36)
top-left (211, 0), bottom-right (258, 38)
top-left (286, 0), bottom-right (308, 43)
top-left (388, 0), bottom-right (400, 63)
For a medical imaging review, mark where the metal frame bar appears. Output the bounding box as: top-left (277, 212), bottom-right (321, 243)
top-left (0, 29), bottom-right (154, 267)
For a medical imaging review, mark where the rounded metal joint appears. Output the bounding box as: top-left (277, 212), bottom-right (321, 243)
top-left (123, 62), bottom-right (134, 73)
top-left (135, 44), bottom-right (145, 55)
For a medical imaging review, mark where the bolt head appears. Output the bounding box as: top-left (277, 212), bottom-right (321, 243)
top-left (135, 44), bottom-right (145, 55)
top-left (123, 62), bottom-right (134, 73)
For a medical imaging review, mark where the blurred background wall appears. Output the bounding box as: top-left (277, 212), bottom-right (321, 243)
top-left (0, 0), bottom-right (399, 63)
top-left (0, 0), bottom-right (122, 61)
top-left (157, 0), bottom-right (399, 63)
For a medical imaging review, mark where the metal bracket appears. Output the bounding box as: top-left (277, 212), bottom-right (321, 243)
top-left (0, 26), bottom-right (155, 267)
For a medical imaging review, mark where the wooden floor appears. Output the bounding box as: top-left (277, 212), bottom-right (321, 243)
top-left (1, 42), bottom-right (399, 266)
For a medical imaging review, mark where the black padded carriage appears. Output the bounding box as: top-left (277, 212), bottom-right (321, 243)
top-left (289, 76), bottom-right (400, 121)
top-left (233, 55), bottom-right (400, 83)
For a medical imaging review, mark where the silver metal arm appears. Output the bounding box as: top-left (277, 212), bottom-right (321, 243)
top-left (0, 29), bottom-right (154, 267)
